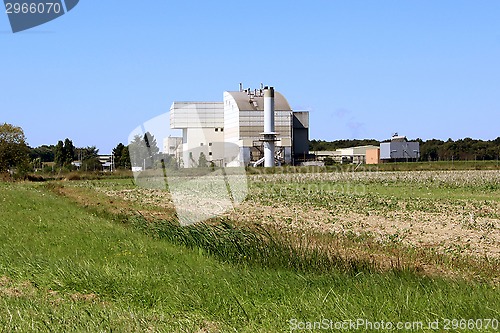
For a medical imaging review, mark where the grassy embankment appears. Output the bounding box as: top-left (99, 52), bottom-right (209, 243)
top-left (0, 177), bottom-right (499, 332)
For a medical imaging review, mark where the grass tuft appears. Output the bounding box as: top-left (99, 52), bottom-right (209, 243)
top-left (131, 217), bottom-right (376, 275)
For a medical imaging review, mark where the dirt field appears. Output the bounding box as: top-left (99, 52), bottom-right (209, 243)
top-left (74, 170), bottom-right (500, 262)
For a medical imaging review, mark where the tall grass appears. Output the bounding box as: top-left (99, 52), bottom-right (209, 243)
top-left (131, 217), bottom-right (375, 275)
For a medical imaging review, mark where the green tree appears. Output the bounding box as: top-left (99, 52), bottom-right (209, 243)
top-left (163, 154), bottom-right (178, 170)
top-left (63, 138), bottom-right (76, 165)
top-left (76, 146), bottom-right (101, 171)
top-left (54, 140), bottom-right (65, 167)
top-left (75, 146), bottom-right (98, 161)
top-left (121, 146), bottom-right (131, 170)
top-left (198, 152), bottom-right (208, 168)
top-left (54, 138), bottom-right (76, 167)
top-left (144, 132), bottom-right (160, 158)
top-left (81, 158), bottom-right (102, 171)
top-left (128, 133), bottom-right (159, 170)
top-left (420, 139), bottom-right (444, 161)
top-left (112, 143), bottom-right (125, 169)
top-left (128, 135), bottom-right (148, 168)
top-left (309, 138), bottom-right (380, 151)
top-left (0, 123), bottom-right (29, 172)
top-left (30, 145), bottom-right (56, 162)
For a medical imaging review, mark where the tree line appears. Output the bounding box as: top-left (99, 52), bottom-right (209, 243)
top-left (310, 137), bottom-right (500, 161)
top-left (0, 122), bottom-right (157, 175)
top-left (28, 140), bottom-right (112, 171)
top-left (27, 132), bottom-right (167, 172)
top-left (418, 137), bottom-right (500, 161)
top-left (309, 139), bottom-right (380, 151)
top-left (29, 140), bottom-right (134, 171)
top-left (2, 121), bottom-right (210, 175)
top-left (2, 121), bottom-right (499, 177)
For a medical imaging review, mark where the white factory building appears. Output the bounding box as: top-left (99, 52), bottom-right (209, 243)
top-left (165, 85), bottom-right (309, 168)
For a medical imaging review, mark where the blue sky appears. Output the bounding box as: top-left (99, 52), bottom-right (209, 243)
top-left (1, 1), bottom-right (499, 153)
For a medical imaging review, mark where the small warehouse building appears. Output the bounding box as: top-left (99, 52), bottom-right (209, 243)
top-left (311, 145), bottom-right (380, 164)
top-left (380, 134), bottom-right (420, 162)
top-left (333, 145), bottom-right (380, 164)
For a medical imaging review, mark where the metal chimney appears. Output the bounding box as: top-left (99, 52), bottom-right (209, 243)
top-left (262, 86), bottom-right (277, 167)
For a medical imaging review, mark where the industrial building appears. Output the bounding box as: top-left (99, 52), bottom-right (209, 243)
top-left (312, 145), bottom-right (379, 164)
top-left (166, 85), bottom-right (309, 168)
top-left (164, 137), bottom-right (182, 157)
top-left (333, 145), bottom-right (380, 164)
top-left (310, 134), bottom-right (420, 164)
top-left (380, 134), bottom-right (420, 162)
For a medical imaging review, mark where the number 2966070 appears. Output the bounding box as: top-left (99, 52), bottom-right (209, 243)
top-left (5, 2), bottom-right (62, 14)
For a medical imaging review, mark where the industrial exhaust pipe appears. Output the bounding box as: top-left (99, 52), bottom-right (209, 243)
top-left (262, 87), bottom-right (277, 167)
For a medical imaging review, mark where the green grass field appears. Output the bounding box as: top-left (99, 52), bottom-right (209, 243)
top-left (0, 170), bottom-right (499, 332)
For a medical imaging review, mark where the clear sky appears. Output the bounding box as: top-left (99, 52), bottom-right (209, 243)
top-left (1, 1), bottom-right (499, 153)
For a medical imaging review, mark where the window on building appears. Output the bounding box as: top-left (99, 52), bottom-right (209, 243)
top-left (209, 152), bottom-right (212, 156)
top-left (221, 128), bottom-right (224, 132)
top-left (209, 143), bottom-right (212, 146)
top-left (200, 143), bottom-right (204, 146)
top-left (215, 128), bottom-right (218, 132)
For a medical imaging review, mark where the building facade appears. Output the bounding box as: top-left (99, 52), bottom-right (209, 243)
top-left (365, 148), bottom-right (381, 164)
top-left (380, 135), bottom-right (420, 162)
top-left (169, 86), bottom-right (309, 168)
